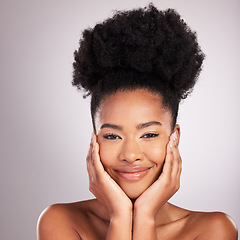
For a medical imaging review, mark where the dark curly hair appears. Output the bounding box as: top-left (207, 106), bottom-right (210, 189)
top-left (72, 4), bottom-right (205, 130)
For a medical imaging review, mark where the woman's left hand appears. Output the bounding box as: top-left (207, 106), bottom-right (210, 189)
top-left (134, 131), bottom-right (182, 219)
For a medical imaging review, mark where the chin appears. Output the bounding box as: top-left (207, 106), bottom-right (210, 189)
top-left (126, 190), bottom-right (143, 200)
top-left (119, 181), bottom-right (152, 200)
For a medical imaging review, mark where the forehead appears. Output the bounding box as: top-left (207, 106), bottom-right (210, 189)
top-left (95, 89), bottom-right (172, 129)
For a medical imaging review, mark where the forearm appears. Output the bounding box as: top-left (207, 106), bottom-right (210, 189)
top-left (106, 213), bottom-right (132, 240)
top-left (132, 214), bottom-right (157, 240)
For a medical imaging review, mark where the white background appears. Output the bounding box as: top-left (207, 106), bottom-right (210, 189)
top-left (0, 0), bottom-right (239, 239)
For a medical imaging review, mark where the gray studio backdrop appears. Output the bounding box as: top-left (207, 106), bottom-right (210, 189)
top-left (0, 0), bottom-right (239, 239)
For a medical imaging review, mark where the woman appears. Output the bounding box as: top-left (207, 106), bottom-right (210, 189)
top-left (37, 4), bottom-right (238, 240)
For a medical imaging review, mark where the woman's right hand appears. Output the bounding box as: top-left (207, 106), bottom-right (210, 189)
top-left (86, 133), bottom-right (133, 219)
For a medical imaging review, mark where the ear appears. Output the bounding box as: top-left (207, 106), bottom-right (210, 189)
top-left (173, 124), bottom-right (180, 146)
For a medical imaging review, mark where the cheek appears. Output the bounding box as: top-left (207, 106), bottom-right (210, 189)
top-left (98, 142), bottom-right (118, 167)
top-left (145, 145), bottom-right (167, 165)
top-left (143, 138), bottom-right (168, 165)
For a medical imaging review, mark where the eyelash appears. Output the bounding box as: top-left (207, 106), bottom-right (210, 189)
top-left (103, 133), bottom-right (122, 140)
top-left (141, 133), bottom-right (159, 138)
top-left (103, 133), bottom-right (159, 140)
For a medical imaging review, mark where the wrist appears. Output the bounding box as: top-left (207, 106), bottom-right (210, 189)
top-left (134, 208), bottom-right (156, 222)
top-left (134, 199), bottom-right (164, 220)
top-left (134, 202), bottom-right (160, 221)
top-left (110, 211), bottom-right (133, 231)
top-left (111, 205), bottom-right (133, 221)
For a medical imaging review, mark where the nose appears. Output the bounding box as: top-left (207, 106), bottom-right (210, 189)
top-left (119, 138), bottom-right (143, 163)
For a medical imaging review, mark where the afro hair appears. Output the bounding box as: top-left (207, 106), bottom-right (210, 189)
top-left (72, 4), bottom-right (205, 126)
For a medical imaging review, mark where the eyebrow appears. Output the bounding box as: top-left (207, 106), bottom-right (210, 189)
top-left (136, 121), bottom-right (162, 129)
top-left (100, 121), bottom-right (162, 131)
top-left (100, 123), bottom-right (123, 130)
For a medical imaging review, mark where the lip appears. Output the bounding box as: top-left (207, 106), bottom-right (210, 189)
top-left (114, 166), bottom-right (152, 181)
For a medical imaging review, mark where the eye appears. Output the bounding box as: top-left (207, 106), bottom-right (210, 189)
top-left (103, 133), bottom-right (122, 140)
top-left (141, 133), bottom-right (159, 139)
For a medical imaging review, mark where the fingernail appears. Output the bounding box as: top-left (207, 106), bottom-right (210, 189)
top-left (90, 132), bottom-right (96, 146)
top-left (91, 132), bottom-right (95, 139)
top-left (93, 140), bottom-right (96, 148)
top-left (169, 140), bottom-right (173, 148)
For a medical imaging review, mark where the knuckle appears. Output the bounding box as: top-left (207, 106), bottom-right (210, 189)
top-left (175, 180), bottom-right (180, 190)
top-left (169, 149), bottom-right (174, 155)
top-left (162, 178), bottom-right (171, 188)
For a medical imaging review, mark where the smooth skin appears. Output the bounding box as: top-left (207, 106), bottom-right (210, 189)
top-left (37, 89), bottom-right (238, 240)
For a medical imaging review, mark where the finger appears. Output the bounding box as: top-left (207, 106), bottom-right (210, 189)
top-left (172, 131), bottom-right (182, 175)
top-left (87, 148), bottom-right (96, 183)
top-left (174, 150), bottom-right (182, 191)
top-left (161, 140), bottom-right (174, 180)
top-left (162, 132), bottom-right (180, 179)
top-left (86, 133), bottom-right (96, 163)
top-left (176, 153), bottom-right (182, 180)
top-left (87, 133), bottom-right (97, 183)
top-left (170, 134), bottom-right (181, 178)
top-left (92, 140), bottom-right (105, 174)
top-left (87, 161), bottom-right (95, 184)
top-left (170, 132), bottom-right (182, 189)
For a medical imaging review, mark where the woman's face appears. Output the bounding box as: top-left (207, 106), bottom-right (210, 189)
top-left (95, 89), bottom-right (179, 199)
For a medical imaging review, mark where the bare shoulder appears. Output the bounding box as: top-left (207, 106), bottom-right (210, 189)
top-left (189, 211), bottom-right (238, 240)
top-left (37, 200), bottom-right (97, 240)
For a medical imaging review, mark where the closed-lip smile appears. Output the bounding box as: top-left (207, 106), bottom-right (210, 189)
top-left (114, 166), bottom-right (152, 181)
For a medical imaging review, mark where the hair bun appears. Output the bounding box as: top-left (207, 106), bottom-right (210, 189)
top-left (73, 4), bottom-right (205, 100)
